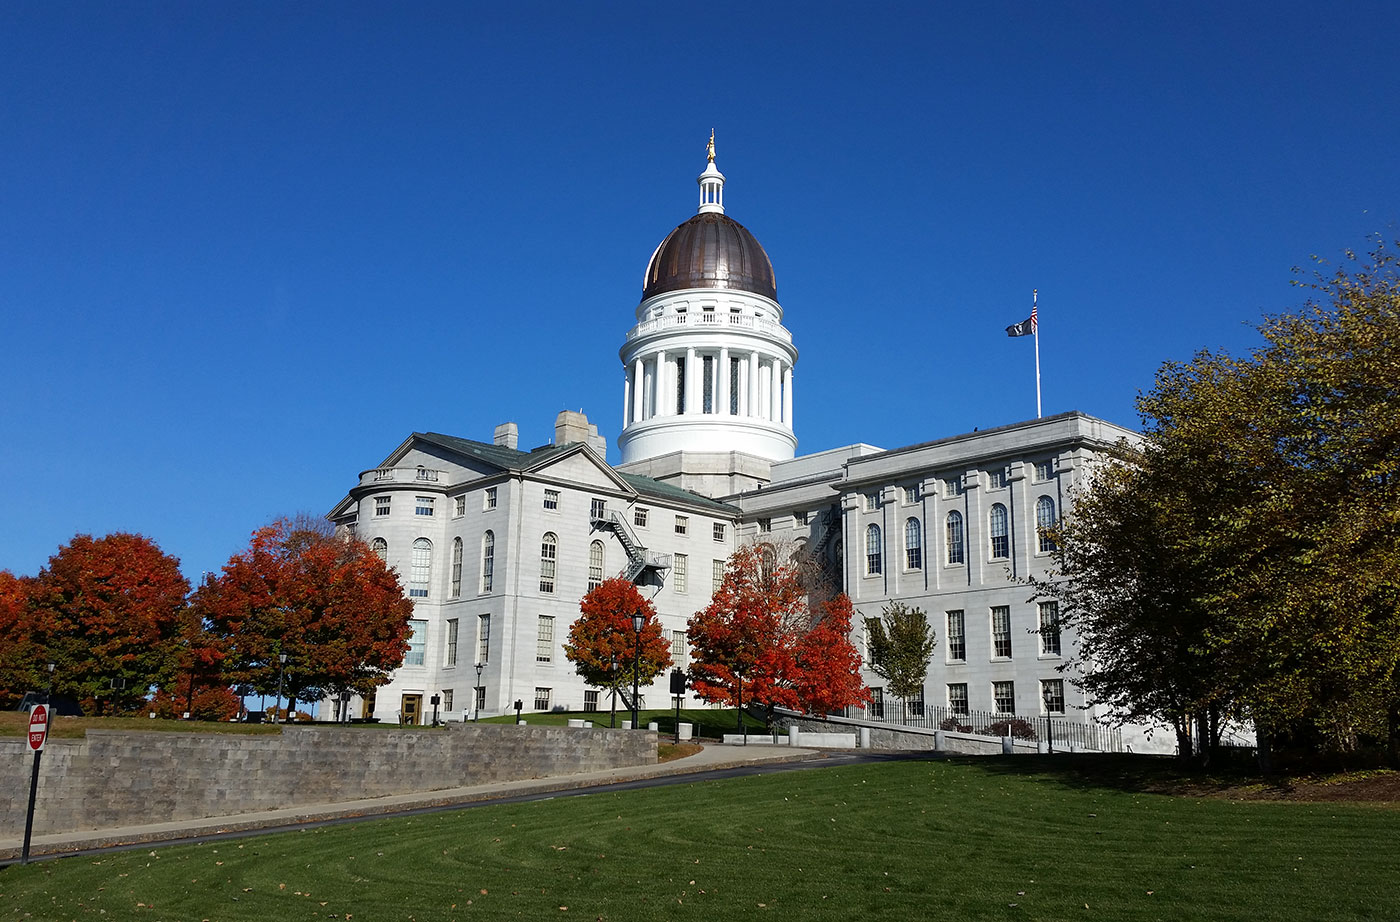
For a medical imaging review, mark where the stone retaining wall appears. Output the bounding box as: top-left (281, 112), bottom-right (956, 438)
top-left (1, 723), bottom-right (655, 837)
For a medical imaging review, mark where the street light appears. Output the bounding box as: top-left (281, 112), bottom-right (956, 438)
top-left (44, 664), bottom-right (54, 706)
top-left (274, 653), bottom-right (288, 725)
top-left (609, 654), bottom-right (619, 729)
top-left (631, 610), bottom-right (645, 729)
top-left (474, 662), bottom-right (484, 721)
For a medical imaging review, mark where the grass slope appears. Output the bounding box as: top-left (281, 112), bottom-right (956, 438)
top-left (3, 757), bottom-right (1397, 921)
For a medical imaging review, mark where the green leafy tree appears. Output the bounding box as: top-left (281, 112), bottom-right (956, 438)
top-left (865, 602), bottom-right (937, 711)
top-left (1040, 238), bottom-right (1400, 763)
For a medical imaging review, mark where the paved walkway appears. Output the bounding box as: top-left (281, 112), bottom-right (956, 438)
top-left (1, 743), bottom-right (821, 861)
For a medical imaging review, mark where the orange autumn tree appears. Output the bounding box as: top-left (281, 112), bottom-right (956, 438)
top-left (687, 543), bottom-right (868, 725)
top-left (0, 571), bottom-right (41, 708)
top-left (199, 518), bottom-right (414, 713)
top-left (27, 533), bottom-right (191, 713)
top-left (564, 577), bottom-right (672, 710)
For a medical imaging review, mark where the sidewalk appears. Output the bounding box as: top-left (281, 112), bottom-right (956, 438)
top-left (1, 743), bottom-right (820, 861)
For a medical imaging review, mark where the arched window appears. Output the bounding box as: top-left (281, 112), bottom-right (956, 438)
top-left (865, 524), bottom-right (883, 576)
top-left (410, 538), bottom-right (432, 597)
top-left (989, 504), bottom-right (1009, 559)
top-left (904, 518), bottom-right (923, 570)
top-left (946, 511), bottom-right (964, 565)
top-left (371, 537), bottom-right (388, 561)
top-left (450, 537), bottom-right (463, 598)
top-left (588, 540), bottom-right (605, 592)
top-left (1036, 495), bottom-right (1057, 553)
top-left (480, 531), bottom-right (495, 593)
top-left (540, 533), bottom-right (558, 593)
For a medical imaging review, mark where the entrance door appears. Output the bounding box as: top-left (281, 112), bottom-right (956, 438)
top-left (401, 694), bottom-right (423, 726)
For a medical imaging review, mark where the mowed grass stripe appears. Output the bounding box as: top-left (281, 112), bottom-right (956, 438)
top-left (3, 758), bottom-right (1396, 921)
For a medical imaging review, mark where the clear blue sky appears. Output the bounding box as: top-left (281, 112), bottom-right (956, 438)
top-left (3, 2), bottom-right (1397, 581)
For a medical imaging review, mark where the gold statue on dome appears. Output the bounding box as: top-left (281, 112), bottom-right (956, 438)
top-left (707, 130), bottom-right (715, 163)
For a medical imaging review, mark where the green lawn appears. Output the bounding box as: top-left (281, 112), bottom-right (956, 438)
top-left (4, 756), bottom-right (1397, 921)
top-left (480, 706), bottom-right (769, 740)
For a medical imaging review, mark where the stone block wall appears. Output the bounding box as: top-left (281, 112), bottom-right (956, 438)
top-left (1, 723), bottom-right (655, 837)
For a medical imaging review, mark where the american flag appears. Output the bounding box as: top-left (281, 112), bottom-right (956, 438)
top-left (1006, 302), bottom-right (1037, 337)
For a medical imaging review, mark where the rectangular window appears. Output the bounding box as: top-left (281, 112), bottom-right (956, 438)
top-left (536, 615), bottom-right (554, 662)
top-left (543, 489), bottom-right (560, 510)
top-left (988, 468), bottom-right (1008, 489)
top-left (947, 610), bottom-right (966, 661)
top-left (675, 515), bottom-right (688, 535)
top-left (474, 686), bottom-right (486, 713)
top-left (864, 492), bottom-right (880, 511)
top-left (712, 559), bottom-right (725, 592)
top-left (1041, 679), bottom-right (1066, 715)
top-left (453, 495), bottom-right (466, 517)
top-left (634, 507), bottom-right (649, 527)
top-left (904, 485), bottom-right (920, 504)
top-left (757, 517), bottom-right (771, 533)
top-left (702, 354), bottom-right (714, 413)
top-left (991, 606), bottom-right (1012, 658)
top-left (712, 522), bottom-right (726, 542)
top-left (948, 683), bottom-right (969, 715)
top-left (794, 510), bottom-right (809, 526)
top-left (671, 630), bottom-right (687, 665)
top-left (375, 496), bottom-right (391, 516)
top-left (869, 687), bottom-right (884, 719)
top-left (442, 689), bottom-right (454, 712)
top-left (673, 553), bottom-right (688, 592)
top-left (993, 680), bottom-right (1016, 714)
top-left (675, 356), bottom-right (686, 414)
top-left (1039, 602), bottom-right (1061, 656)
top-left (534, 687), bottom-right (552, 711)
top-left (591, 498), bottom-right (607, 520)
top-left (450, 540), bottom-right (463, 598)
top-left (406, 619), bottom-right (427, 666)
top-left (409, 541), bottom-right (431, 598)
top-left (943, 477), bottom-right (963, 498)
top-left (909, 687), bottom-right (925, 718)
top-left (729, 357), bottom-right (740, 415)
top-left (446, 618), bottom-right (459, 667)
top-left (583, 689), bottom-right (599, 712)
top-left (415, 496), bottom-right (434, 516)
top-left (477, 614), bottom-right (490, 664)
top-left (484, 487), bottom-right (497, 510)
top-left (1034, 460), bottom-right (1055, 482)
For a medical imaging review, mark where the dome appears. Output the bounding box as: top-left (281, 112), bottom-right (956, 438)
top-left (642, 212), bottom-right (777, 301)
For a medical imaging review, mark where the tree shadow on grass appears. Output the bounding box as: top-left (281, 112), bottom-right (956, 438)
top-left (949, 752), bottom-right (1297, 800)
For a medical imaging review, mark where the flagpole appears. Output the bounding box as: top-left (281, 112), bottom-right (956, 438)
top-left (1033, 289), bottom-right (1042, 419)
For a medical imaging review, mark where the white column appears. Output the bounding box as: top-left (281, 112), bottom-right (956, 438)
top-left (685, 347), bottom-right (698, 415)
top-left (655, 350), bottom-right (668, 416)
top-left (623, 368), bottom-right (632, 427)
top-left (749, 351), bottom-right (760, 419)
top-left (783, 365), bottom-right (794, 429)
top-left (632, 357), bottom-right (644, 423)
top-left (771, 358), bottom-right (783, 422)
top-left (718, 346), bottom-right (730, 415)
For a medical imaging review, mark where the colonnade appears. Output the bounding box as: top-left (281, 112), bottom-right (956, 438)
top-left (622, 346), bottom-right (793, 428)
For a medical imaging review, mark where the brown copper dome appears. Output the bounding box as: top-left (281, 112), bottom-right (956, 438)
top-left (642, 212), bottom-right (777, 301)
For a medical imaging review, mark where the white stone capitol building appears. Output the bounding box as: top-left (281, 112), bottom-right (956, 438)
top-left (328, 142), bottom-right (1136, 734)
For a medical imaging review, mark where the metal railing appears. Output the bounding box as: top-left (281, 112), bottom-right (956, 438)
top-left (844, 701), bottom-right (1123, 752)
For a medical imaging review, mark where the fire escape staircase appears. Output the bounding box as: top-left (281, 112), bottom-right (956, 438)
top-left (813, 505), bottom-right (840, 555)
top-left (590, 511), bottom-right (672, 589)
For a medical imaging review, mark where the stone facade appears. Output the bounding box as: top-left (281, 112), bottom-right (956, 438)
top-left (0, 725), bottom-right (655, 838)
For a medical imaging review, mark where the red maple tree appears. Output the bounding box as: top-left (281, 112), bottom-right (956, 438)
top-left (687, 544), bottom-right (868, 721)
top-left (198, 518), bottom-right (414, 711)
top-left (564, 578), bottom-right (672, 707)
top-left (27, 533), bottom-right (191, 713)
top-left (0, 571), bottom-right (40, 707)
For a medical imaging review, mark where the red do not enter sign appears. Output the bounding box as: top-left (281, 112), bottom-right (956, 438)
top-left (28, 704), bottom-right (48, 752)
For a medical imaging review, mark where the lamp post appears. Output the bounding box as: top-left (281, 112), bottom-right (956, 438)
top-left (630, 611), bottom-right (644, 729)
top-left (474, 662), bottom-right (483, 721)
top-left (514, 699), bottom-right (523, 724)
top-left (44, 663), bottom-right (54, 706)
top-left (609, 654), bottom-right (619, 729)
top-left (734, 666), bottom-right (745, 743)
top-left (274, 653), bottom-right (288, 724)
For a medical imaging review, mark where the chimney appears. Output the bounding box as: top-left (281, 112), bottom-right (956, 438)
top-left (493, 422), bottom-right (518, 450)
top-left (554, 410), bottom-right (606, 459)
